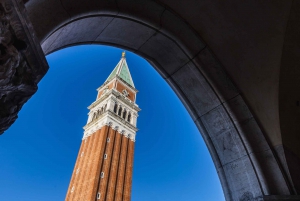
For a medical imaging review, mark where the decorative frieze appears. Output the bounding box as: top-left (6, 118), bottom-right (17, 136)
top-left (83, 114), bottom-right (136, 141)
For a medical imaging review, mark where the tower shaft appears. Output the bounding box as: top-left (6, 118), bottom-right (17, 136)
top-left (65, 53), bottom-right (140, 201)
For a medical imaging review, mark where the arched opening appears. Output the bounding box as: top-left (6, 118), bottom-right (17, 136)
top-left (92, 113), bottom-right (97, 121)
top-left (118, 106), bottom-right (122, 116)
top-left (127, 113), bottom-right (131, 123)
top-left (0, 46), bottom-right (224, 200)
top-left (122, 109), bottom-right (127, 119)
top-left (113, 103), bottom-right (118, 113)
top-left (38, 14), bottom-right (291, 199)
top-left (7, 0), bottom-right (296, 199)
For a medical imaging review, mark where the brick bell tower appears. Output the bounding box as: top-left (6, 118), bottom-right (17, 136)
top-left (65, 52), bottom-right (140, 201)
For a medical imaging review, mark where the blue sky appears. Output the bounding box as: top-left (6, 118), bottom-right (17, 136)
top-left (0, 45), bottom-right (224, 201)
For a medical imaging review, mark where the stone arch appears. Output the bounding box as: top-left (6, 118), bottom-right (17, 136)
top-left (122, 109), bottom-right (127, 119)
top-left (25, 0), bottom-right (298, 200)
top-left (118, 105), bottom-right (122, 116)
top-left (92, 112), bottom-right (97, 121)
top-left (113, 102), bottom-right (118, 113)
top-left (127, 112), bottom-right (131, 123)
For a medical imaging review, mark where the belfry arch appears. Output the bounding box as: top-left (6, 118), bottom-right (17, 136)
top-left (1, 0), bottom-right (299, 200)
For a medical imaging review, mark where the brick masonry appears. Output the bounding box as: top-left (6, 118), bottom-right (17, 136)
top-left (65, 126), bottom-right (135, 201)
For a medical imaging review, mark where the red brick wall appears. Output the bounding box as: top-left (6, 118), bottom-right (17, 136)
top-left (65, 126), bottom-right (135, 201)
top-left (123, 140), bottom-right (135, 201)
top-left (106, 131), bottom-right (122, 201)
top-left (97, 82), bottom-right (115, 99)
top-left (116, 81), bottom-right (135, 102)
top-left (115, 135), bottom-right (129, 201)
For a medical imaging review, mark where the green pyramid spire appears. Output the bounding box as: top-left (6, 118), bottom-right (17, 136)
top-left (105, 52), bottom-right (135, 87)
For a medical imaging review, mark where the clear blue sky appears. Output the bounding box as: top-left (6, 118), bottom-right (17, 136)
top-left (0, 45), bottom-right (224, 201)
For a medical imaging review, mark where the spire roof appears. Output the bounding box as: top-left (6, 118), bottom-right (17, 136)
top-left (105, 52), bottom-right (135, 87)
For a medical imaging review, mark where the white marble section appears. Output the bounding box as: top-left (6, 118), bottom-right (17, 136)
top-left (83, 114), bottom-right (136, 141)
top-left (83, 88), bottom-right (140, 142)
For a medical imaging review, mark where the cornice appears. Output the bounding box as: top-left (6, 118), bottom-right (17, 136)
top-left (107, 110), bottom-right (138, 131)
top-left (115, 76), bottom-right (138, 93)
top-left (96, 78), bottom-right (115, 92)
top-left (84, 110), bottom-right (137, 131)
top-left (112, 90), bottom-right (141, 112)
top-left (97, 76), bottom-right (138, 93)
top-left (88, 89), bottom-right (140, 112)
top-left (88, 91), bottom-right (111, 110)
top-left (83, 114), bottom-right (136, 141)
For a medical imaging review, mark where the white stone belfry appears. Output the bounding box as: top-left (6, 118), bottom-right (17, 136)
top-left (83, 52), bottom-right (140, 141)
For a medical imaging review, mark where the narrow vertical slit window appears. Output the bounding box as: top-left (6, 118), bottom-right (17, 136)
top-left (113, 103), bottom-right (118, 113)
top-left (97, 192), bottom-right (101, 199)
top-left (118, 106), bottom-right (122, 116)
top-left (122, 109), bottom-right (127, 119)
top-left (104, 154), bottom-right (107, 159)
top-left (107, 138), bottom-right (110, 142)
top-left (101, 172), bottom-right (104, 178)
top-left (127, 113), bottom-right (131, 122)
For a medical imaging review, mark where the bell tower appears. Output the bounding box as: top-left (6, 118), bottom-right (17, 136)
top-left (65, 52), bottom-right (140, 201)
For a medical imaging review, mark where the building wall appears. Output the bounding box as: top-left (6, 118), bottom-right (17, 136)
top-left (65, 125), bottom-right (134, 201)
top-left (116, 81), bottom-right (136, 102)
top-left (98, 82), bottom-right (115, 99)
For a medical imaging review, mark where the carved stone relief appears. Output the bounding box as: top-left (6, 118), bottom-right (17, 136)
top-left (0, 0), bottom-right (48, 134)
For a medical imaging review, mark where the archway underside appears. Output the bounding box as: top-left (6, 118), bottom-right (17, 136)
top-left (40, 14), bottom-right (297, 200)
top-left (2, 0), bottom-right (299, 200)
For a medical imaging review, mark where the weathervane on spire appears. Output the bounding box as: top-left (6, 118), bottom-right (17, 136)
top-left (122, 51), bottom-right (126, 58)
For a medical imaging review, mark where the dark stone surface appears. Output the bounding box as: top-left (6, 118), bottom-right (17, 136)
top-left (0, 0), bottom-right (48, 134)
top-left (284, 146), bottom-right (300, 194)
top-left (193, 47), bottom-right (239, 103)
top-left (263, 195), bottom-right (300, 200)
top-left (171, 61), bottom-right (220, 116)
top-left (279, 1), bottom-right (300, 192)
top-left (95, 18), bottom-right (156, 50)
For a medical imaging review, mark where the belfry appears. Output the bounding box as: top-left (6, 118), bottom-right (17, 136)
top-left (65, 52), bottom-right (140, 201)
